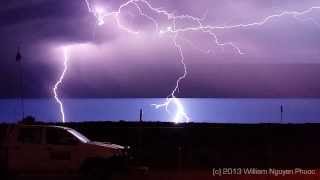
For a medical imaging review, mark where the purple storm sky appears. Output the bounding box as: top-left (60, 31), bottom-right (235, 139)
top-left (1, 0), bottom-right (320, 98)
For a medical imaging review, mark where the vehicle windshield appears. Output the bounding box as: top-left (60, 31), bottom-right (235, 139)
top-left (67, 129), bottom-right (90, 143)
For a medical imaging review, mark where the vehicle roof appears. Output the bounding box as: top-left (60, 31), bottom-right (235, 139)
top-left (15, 124), bottom-right (73, 131)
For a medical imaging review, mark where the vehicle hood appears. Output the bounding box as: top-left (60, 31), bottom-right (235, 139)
top-left (87, 141), bottom-right (125, 150)
top-left (82, 141), bottom-right (126, 158)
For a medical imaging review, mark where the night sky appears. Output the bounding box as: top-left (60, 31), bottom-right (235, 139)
top-left (1, 0), bottom-right (320, 98)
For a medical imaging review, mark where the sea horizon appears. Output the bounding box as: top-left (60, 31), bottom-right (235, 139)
top-left (1, 98), bottom-right (320, 124)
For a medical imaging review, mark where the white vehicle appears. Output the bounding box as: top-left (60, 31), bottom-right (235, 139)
top-left (0, 124), bottom-right (128, 179)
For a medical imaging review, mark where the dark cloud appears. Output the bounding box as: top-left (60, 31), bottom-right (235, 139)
top-left (0, 0), bottom-right (320, 98)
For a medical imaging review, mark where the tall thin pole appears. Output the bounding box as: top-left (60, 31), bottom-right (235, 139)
top-left (16, 47), bottom-right (24, 120)
top-left (280, 104), bottom-right (283, 123)
top-left (139, 108), bottom-right (143, 122)
top-left (138, 108), bottom-right (143, 163)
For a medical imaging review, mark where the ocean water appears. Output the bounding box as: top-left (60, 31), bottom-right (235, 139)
top-left (1, 98), bottom-right (320, 123)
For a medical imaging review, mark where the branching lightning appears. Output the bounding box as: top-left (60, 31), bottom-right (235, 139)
top-left (53, 0), bottom-right (320, 123)
top-left (53, 47), bottom-right (69, 123)
top-left (152, 33), bottom-right (190, 123)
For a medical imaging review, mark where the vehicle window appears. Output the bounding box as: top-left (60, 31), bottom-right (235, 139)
top-left (46, 128), bottom-right (78, 145)
top-left (17, 127), bottom-right (42, 144)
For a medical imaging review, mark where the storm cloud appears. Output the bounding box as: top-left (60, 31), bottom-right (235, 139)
top-left (1, 0), bottom-right (320, 98)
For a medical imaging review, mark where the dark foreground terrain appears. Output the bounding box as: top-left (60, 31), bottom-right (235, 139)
top-left (58, 121), bottom-right (320, 168)
top-left (1, 121), bottom-right (320, 179)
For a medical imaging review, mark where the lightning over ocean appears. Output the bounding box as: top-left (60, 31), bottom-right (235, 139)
top-left (53, 47), bottom-right (69, 123)
top-left (50, 0), bottom-right (320, 123)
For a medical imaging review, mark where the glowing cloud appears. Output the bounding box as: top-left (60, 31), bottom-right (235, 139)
top-left (53, 0), bottom-right (320, 123)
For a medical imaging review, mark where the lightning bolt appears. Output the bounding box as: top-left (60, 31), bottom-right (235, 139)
top-left (53, 47), bottom-right (69, 123)
top-left (53, 0), bottom-right (320, 123)
top-left (152, 33), bottom-right (190, 123)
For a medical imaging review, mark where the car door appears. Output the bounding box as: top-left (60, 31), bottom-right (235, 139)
top-left (43, 127), bottom-right (81, 173)
top-left (8, 126), bottom-right (47, 174)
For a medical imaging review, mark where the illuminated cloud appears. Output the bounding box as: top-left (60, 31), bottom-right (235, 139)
top-left (0, 0), bottom-right (320, 100)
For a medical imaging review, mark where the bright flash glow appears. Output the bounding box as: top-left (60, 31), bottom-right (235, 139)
top-left (93, 6), bottom-right (107, 26)
top-left (52, 0), bottom-right (320, 123)
top-left (95, 6), bottom-right (105, 14)
top-left (53, 47), bottom-right (69, 123)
